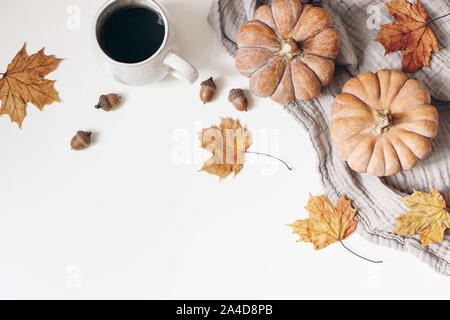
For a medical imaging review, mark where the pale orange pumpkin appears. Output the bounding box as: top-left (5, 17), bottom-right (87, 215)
top-left (331, 70), bottom-right (439, 177)
top-left (235, 0), bottom-right (341, 104)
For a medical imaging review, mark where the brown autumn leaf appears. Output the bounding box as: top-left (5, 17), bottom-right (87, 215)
top-left (199, 118), bottom-right (251, 180)
top-left (394, 186), bottom-right (450, 247)
top-left (288, 194), bottom-right (359, 250)
top-left (376, 0), bottom-right (438, 73)
top-left (0, 44), bottom-right (62, 127)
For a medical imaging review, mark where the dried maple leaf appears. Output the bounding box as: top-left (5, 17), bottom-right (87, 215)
top-left (199, 118), bottom-right (251, 180)
top-left (0, 44), bottom-right (62, 127)
top-left (288, 194), bottom-right (359, 250)
top-left (394, 186), bottom-right (450, 247)
top-left (376, 0), bottom-right (438, 73)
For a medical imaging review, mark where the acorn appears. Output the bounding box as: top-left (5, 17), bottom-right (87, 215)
top-left (228, 89), bottom-right (248, 111)
top-left (200, 77), bottom-right (217, 104)
top-left (71, 131), bottom-right (92, 150)
top-left (95, 93), bottom-right (121, 111)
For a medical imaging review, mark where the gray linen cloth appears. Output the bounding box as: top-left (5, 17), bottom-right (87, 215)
top-left (208, 0), bottom-right (450, 275)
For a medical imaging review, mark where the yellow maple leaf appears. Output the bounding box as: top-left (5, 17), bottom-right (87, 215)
top-left (0, 44), bottom-right (62, 127)
top-left (199, 118), bottom-right (251, 180)
top-left (394, 186), bottom-right (450, 247)
top-left (289, 194), bottom-right (359, 250)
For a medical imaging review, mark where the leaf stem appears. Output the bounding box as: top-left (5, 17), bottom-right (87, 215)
top-left (245, 151), bottom-right (293, 171)
top-left (340, 241), bottom-right (383, 264)
top-left (430, 12), bottom-right (450, 23)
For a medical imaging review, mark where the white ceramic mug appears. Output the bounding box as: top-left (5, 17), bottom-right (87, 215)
top-left (93, 0), bottom-right (199, 85)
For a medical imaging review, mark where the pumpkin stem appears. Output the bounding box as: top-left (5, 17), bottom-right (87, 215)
top-left (278, 38), bottom-right (301, 60)
top-left (373, 109), bottom-right (393, 134)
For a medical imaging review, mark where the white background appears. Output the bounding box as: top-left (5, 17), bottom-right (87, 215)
top-left (0, 0), bottom-right (448, 299)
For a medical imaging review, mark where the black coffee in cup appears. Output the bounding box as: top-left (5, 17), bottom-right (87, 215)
top-left (99, 6), bottom-right (165, 64)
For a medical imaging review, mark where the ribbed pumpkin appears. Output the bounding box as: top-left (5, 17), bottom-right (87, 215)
top-left (330, 70), bottom-right (439, 177)
top-left (235, 0), bottom-right (341, 104)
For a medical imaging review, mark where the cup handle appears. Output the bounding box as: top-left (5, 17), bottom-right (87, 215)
top-left (163, 52), bottom-right (199, 84)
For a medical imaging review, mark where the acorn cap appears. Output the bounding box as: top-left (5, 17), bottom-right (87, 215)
top-left (228, 88), bottom-right (245, 102)
top-left (200, 77), bottom-right (217, 89)
top-left (78, 130), bottom-right (92, 137)
top-left (95, 95), bottom-right (109, 109)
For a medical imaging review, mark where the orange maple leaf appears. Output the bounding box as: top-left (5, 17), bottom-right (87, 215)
top-left (0, 44), bottom-right (62, 127)
top-left (199, 118), bottom-right (251, 180)
top-left (376, 0), bottom-right (438, 73)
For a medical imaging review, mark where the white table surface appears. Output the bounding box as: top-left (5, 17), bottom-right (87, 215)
top-left (0, 0), bottom-right (448, 299)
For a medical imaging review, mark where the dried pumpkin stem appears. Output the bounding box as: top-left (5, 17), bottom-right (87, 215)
top-left (278, 38), bottom-right (301, 60)
top-left (373, 109), bottom-right (393, 134)
top-left (245, 151), bottom-right (293, 171)
top-left (340, 241), bottom-right (383, 264)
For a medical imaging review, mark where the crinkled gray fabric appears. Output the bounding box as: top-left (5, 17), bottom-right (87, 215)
top-left (208, 0), bottom-right (450, 275)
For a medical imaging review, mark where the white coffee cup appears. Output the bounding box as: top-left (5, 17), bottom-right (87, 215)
top-left (93, 0), bottom-right (199, 85)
